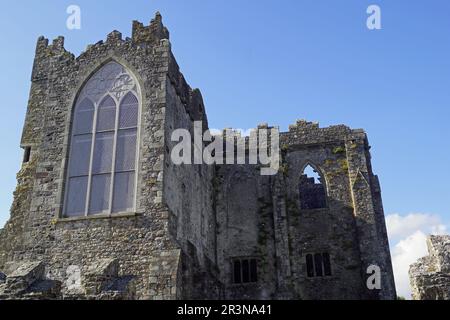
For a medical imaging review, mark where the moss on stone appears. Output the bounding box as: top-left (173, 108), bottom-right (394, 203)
top-left (339, 159), bottom-right (349, 172)
top-left (324, 159), bottom-right (335, 167)
top-left (279, 163), bottom-right (289, 176)
top-left (332, 146), bottom-right (345, 154)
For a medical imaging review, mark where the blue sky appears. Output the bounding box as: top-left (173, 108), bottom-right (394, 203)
top-left (0, 0), bottom-right (449, 298)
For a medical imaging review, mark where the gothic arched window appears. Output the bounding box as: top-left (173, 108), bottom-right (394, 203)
top-left (299, 164), bottom-right (327, 210)
top-left (64, 62), bottom-right (139, 217)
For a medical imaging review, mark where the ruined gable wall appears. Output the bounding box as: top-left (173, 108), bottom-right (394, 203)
top-left (280, 120), bottom-right (396, 299)
top-left (280, 122), bottom-right (365, 299)
top-left (213, 121), bottom-right (396, 300)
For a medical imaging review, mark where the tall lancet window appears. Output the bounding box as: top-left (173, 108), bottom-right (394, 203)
top-left (64, 62), bottom-right (140, 217)
top-left (299, 164), bottom-right (327, 210)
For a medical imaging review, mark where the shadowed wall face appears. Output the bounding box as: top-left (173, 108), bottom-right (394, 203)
top-left (298, 174), bottom-right (327, 210)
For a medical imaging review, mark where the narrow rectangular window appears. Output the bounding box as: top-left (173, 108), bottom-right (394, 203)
top-left (23, 146), bottom-right (31, 163)
top-left (323, 252), bottom-right (332, 276)
top-left (250, 259), bottom-right (258, 283)
top-left (233, 260), bottom-right (241, 284)
top-left (314, 253), bottom-right (323, 277)
top-left (306, 254), bottom-right (314, 277)
top-left (242, 259), bottom-right (250, 283)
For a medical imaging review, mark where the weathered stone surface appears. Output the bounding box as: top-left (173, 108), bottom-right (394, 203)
top-left (83, 259), bottom-right (119, 295)
top-left (0, 261), bottom-right (62, 299)
top-left (410, 235), bottom-right (450, 300)
top-left (22, 279), bottom-right (62, 300)
top-left (0, 13), bottom-right (396, 300)
top-left (4, 261), bottom-right (45, 293)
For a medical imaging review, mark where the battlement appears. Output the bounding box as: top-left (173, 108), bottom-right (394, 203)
top-left (287, 119), bottom-right (357, 134)
top-left (195, 119), bottom-right (368, 153)
top-left (106, 30), bottom-right (124, 43)
top-left (288, 119), bottom-right (320, 131)
top-left (132, 12), bottom-right (170, 45)
top-left (281, 119), bottom-right (367, 147)
top-left (34, 35), bottom-right (74, 58)
top-left (33, 12), bottom-right (169, 65)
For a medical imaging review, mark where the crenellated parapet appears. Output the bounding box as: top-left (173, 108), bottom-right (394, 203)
top-left (282, 119), bottom-right (366, 147)
top-left (32, 12), bottom-right (171, 81)
top-left (31, 36), bottom-right (74, 81)
top-left (132, 12), bottom-right (169, 45)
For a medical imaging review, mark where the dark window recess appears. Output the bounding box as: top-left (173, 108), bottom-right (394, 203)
top-left (250, 259), bottom-right (257, 283)
top-left (306, 254), bottom-right (315, 277)
top-left (323, 252), bottom-right (332, 276)
top-left (232, 258), bottom-right (258, 284)
top-left (233, 260), bottom-right (242, 284)
top-left (314, 253), bottom-right (323, 277)
top-left (306, 252), bottom-right (332, 277)
top-left (299, 165), bottom-right (327, 209)
top-left (242, 260), bottom-right (250, 283)
top-left (23, 146), bottom-right (31, 163)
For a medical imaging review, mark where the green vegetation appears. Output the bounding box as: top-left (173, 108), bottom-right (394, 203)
top-left (332, 146), bottom-right (345, 154)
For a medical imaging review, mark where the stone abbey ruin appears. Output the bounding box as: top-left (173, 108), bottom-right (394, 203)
top-left (409, 235), bottom-right (450, 300)
top-left (0, 13), bottom-right (397, 300)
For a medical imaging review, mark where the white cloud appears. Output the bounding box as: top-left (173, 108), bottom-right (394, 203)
top-left (385, 213), bottom-right (448, 299)
top-left (386, 213), bottom-right (446, 243)
top-left (390, 230), bottom-right (428, 299)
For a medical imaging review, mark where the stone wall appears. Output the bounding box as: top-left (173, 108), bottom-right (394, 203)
top-left (0, 12), bottom-right (186, 300)
top-left (215, 164), bottom-right (277, 299)
top-left (213, 121), bottom-right (396, 299)
top-left (280, 120), bottom-right (396, 299)
top-left (410, 235), bottom-right (450, 300)
top-left (163, 49), bottom-right (221, 299)
top-left (0, 13), bottom-right (396, 300)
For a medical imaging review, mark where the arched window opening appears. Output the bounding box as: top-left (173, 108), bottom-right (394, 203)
top-left (299, 164), bottom-right (327, 210)
top-left (64, 62), bottom-right (139, 217)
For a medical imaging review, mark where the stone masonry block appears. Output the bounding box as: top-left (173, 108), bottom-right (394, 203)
top-left (5, 261), bottom-right (45, 294)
